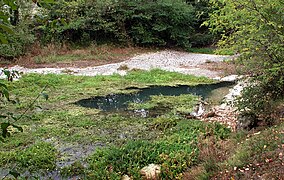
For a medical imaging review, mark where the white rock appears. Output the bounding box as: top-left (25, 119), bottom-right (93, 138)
top-left (121, 174), bottom-right (131, 180)
top-left (220, 75), bottom-right (239, 82)
top-left (140, 164), bottom-right (161, 180)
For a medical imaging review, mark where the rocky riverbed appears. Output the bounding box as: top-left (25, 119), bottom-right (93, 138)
top-left (1, 50), bottom-right (231, 78)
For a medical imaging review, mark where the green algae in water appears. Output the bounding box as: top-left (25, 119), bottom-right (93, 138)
top-left (75, 81), bottom-right (235, 111)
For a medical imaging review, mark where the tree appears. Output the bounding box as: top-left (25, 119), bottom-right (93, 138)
top-left (206, 0), bottom-right (284, 122)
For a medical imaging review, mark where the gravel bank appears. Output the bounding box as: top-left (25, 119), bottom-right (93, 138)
top-left (1, 50), bottom-right (231, 79)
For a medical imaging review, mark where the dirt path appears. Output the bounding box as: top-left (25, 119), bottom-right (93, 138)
top-left (1, 50), bottom-right (232, 79)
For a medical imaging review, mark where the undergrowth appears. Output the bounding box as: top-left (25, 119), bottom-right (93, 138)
top-left (85, 120), bottom-right (231, 179)
top-left (184, 123), bottom-right (284, 179)
top-left (0, 142), bottom-right (57, 174)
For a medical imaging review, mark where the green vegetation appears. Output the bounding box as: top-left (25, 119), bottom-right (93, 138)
top-left (0, 26), bottom-right (35, 58)
top-left (0, 142), bottom-right (57, 173)
top-left (1, 0), bottom-right (216, 59)
top-left (3, 69), bottom-right (281, 179)
top-left (7, 69), bottom-right (213, 104)
top-left (0, 70), bottom-right (223, 178)
top-left (86, 120), bottom-right (230, 179)
top-left (129, 94), bottom-right (199, 114)
top-left (37, 0), bottom-right (213, 48)
top-left (206, 0), bottom-right (284, 123)
top-left (185, 123), bottom-right (284, 179)
top-left (1, 0), bottom-right (283, 179)
top-left (187, 47), bottom-right (215, 54)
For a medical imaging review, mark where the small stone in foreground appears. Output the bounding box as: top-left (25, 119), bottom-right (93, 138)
top-left (140, 164), bottom-right (161, 180)
top-left (122, 174), bottom-right (131, 180)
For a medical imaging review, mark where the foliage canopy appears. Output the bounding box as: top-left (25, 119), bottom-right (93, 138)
top-left (207, 0), bottom-right (284, 119)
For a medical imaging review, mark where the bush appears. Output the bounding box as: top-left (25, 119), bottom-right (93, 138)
top-left (0, 26), bottom-right (35, 58)
top-left (125, 0), bottom-right (195, 48)
top-left (206, 0), bottom-right (284, 122)
top-left (35, 0), bottom-right (214, 48)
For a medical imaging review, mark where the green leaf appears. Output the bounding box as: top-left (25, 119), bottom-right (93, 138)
top-left (9, 171), bottom-right (20, 178)
top-left (1, 88), bottom-right (10, 100)
top-left (35, 105), bottom-right (42, 109)
top-left (0, 82), bottom-right (7, 89)
top-left (0, 114), bottom-right (8, 118)
top-left (43, 0), bottom-right (55, 3)
top-left (10, 114), bottom-right (18, 121)
top-left (60, 18), bottom-right (67, 26)
top-left (0, 23), bottom-right (14, 34)
top-left (3, 0), bottom-right (18, 10)
top-left (41, 92), bottom-right (49, 100)
top-left (11, 124), bottom-right (23, 132)
top-left (0, 33), bottom-right (8, 44)
top-left (1, 122), bottom-right (10, 138)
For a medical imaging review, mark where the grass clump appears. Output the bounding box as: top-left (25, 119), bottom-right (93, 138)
top-left (187, 47), bottom-right (215, 54)
top-left (149, 114), bottom-right (182, 131)
top-left (129, 94), bottom-right (199, 114)
top-left (60, 161), bottom-right (86, 178)
top-left (125, 69), bottom-right (214, 86)
top-left (0, 142), bottom-right (57, 174)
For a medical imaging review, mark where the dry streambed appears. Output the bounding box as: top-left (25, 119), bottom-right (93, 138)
top-left (1, 50), bottom-right (231, 78)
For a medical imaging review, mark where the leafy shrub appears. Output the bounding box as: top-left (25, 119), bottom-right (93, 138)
top-left (0, 27), bottom-right (35, 58)
top-left (206, 0), bottom-right (284, 123)
top-left (61, 161), bottom-right (86, 177)
top-left (125, 0), bottom-right (195, 48)
top-left (35, 0), bottom-right (214, 48)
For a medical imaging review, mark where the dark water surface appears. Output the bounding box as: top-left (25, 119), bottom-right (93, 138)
top-left (75, 81), bottom-right (235, 111)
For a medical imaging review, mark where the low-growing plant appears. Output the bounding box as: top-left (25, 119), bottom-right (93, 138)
top-left (149, 114), bottom-right (181, 131)
top-left (0, 142), bottom-right (57, 174)
top-left (128, 94), bottom-right (199, 114)
top-left (117, 64), bottom-right (129, 71)
top-left (187, 47), bottom-right (215, 54)
top-left (86, 120), bottom-right (231, 179)
top-left (61, 161), bottom-right (86, 178)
